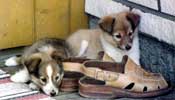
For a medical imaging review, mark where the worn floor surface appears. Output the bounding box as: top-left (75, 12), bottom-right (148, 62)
top-left (0, 47), bottom-right (174, 100)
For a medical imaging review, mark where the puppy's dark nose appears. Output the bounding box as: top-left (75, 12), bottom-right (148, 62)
top-left (125, 45), bottom-right (131, 50)
top-left (50, 90), bottom-right (56, 96)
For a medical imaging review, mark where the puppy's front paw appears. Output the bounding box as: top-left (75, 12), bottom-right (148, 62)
top-left (29, 83), bottom-right (39, 90)
top-left (10, 69), bottom-right (30, 83)
top-left (10, 74), bottom-right (18, 82)
top-left (10, 74), bottom-right (29, 83)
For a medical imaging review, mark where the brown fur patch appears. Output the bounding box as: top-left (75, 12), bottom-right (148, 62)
top-left (126, 12), bottom-right (140, 31)
top-left (24, 56), bottom-right (41, 75)
top-left (99, 16), bottom-right (115, 34)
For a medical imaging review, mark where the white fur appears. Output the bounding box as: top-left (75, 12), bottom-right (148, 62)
top-left (100, 35), bottom-right (125, 62)
top-left (10, 68), bottom-right (30, 83)
top-left (43, 65), bottom-right (58, 96)
top-left (77, 40), bottom-right (89, 57)
top-left (29, 82), bottom-right (39, 90)
top-left (5, 56), bottom-right (20, 67)
top-left (127, 33), bottom-right (140, 65)
top-left (38, 46), bottom-right (52, 52)
top-left (100, 33), bottom-right (140, 65)
top-left (38, 45), bottom-right (55, 55)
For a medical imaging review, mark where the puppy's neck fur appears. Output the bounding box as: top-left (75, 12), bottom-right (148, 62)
top-left (100, 34), bottom-right (125, 62)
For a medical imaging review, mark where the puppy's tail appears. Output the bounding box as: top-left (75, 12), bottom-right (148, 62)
top-left (5, 55), bottom-right (22, 67)
top-left (77, 40), bottom-right (89, 57)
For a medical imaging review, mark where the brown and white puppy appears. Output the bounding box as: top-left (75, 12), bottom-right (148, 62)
top-left (5, 38), bottom-right (70, 96)
top-left (66, 11), bottom-right (141, 65)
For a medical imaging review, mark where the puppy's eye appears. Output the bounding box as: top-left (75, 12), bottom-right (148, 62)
top-left (129, 32), bottom-right (132, 36)
top-left (40, 77), bottom-right (47, 83)
top-left (115, 34), bottom-right (121, 38)
top-left (55, 75), bottom-right (60, 81)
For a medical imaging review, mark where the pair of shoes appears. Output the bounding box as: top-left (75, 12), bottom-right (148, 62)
top-left (61, 55), bottom-right (172, 98)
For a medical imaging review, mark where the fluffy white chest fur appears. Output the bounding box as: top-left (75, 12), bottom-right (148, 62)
top-left (100, 34), bottom-right (140, 65)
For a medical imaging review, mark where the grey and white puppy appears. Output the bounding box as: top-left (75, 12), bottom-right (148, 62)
top-left (5, 38), bottom-right (70, 96)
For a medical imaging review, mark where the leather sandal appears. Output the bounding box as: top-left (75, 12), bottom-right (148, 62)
top-left (64, 56), bottom-right (172, 98)
top-left (60, 52), bottom-right (113, 92)
top-left (60, 57), bottom-right (89, 92)
top-left (61, 57), bottom-right (124, 92)
top-left (79, 76), bottom-right (171, 99)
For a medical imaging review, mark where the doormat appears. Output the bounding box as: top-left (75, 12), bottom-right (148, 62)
top-left (0, 69), bottom-right (54, 100)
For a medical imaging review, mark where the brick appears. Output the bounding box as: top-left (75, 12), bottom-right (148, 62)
top-left (128, 0), bottom-right (158, 10)
top-left (85, 0), bottom-right (129, 18)
top-left (133, 9), bottom-right (175, 45)
top-left (161, 0), bottom-right (175, 16)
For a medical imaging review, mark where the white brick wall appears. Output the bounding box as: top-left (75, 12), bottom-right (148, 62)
top-left (161, 0), bottom-right (175, 16)
top-left (85, 0), bottom-right (175, 45)
top-left (128, 0), bottom-right (158, 10)
top-left (85, 0), bottom-right (129, 18)
top-left (133, 9), bottom-right (175, 45)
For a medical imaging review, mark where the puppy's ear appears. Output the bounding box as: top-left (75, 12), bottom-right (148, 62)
top-left (126, 12), bottom-right (140, 31)
top-left (24, 54), bottom-right (42, 76)
top-left (51, 52), bottom-right (64, 70)
top-left (51, 51), bottom-right (65, 63)
top-left (98, 16), bottom-right (115, 34)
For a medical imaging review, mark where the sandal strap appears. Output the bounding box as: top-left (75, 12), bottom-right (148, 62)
top-left (63, 62), bottom-right (119, 81)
